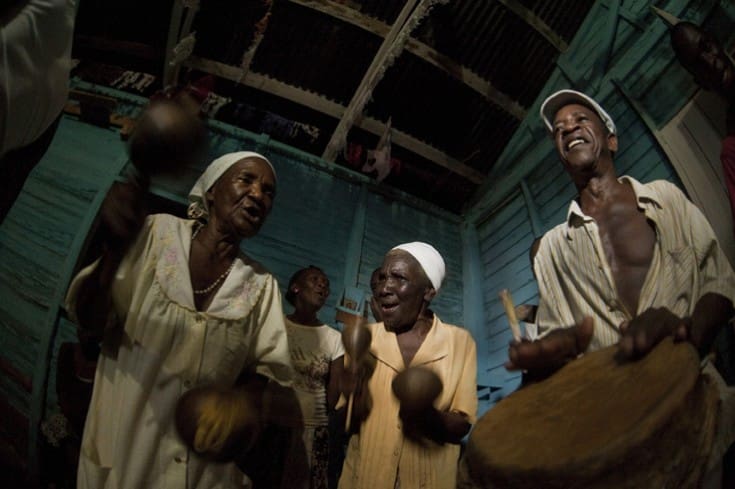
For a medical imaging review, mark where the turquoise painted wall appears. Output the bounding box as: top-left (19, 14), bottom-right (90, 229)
top-left (0, 115), bottom-right (128, 471)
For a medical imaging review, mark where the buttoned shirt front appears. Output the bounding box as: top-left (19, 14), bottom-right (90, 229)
top-left (534, 176), bottom-right (735, 467)
top-left (535, 176), bottom-right (735, 350)
top-left (66, 214), bottom-right (293, 489)
top-left (338, 316), bottom-right (477, 489)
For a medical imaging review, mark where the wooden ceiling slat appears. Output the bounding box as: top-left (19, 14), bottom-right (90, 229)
top-left (495, 0), bottom-right (569, 52)
top-left (185, 56), bottom-right (486, 183)
top-left (286, 0), bottom-right (525, 119)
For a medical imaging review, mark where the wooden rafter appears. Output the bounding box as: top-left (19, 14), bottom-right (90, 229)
top-left (163, 0), bottom-right (185, 87)
top-left (495, 0), bottom-right (568, 52)
top-left (163, 0), bottom-right (199, 88)
top-left (321, 0), bottom-right (422, 162)
top-left (185, 56), bottom-right (485, 183)
top-left (238, 1), bottom-right (273, 78)
top-left (287, 0), bottom-right (525, 120)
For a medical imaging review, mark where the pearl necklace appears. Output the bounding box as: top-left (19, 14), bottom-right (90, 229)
top-left (191, 224), bottom-right (235, 296)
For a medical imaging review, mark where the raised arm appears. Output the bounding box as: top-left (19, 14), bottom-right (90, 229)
top-left (69, 181), bottom-right (146, 332)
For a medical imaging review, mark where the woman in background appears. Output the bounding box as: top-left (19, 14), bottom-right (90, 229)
top-left (263, 266), bottom-right (345, 489)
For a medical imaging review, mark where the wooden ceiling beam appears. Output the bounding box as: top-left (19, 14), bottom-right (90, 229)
top-left (163, 0), bottom-right (199, 88)
top-left (163, 1), bottom-right (185, 87)
top-left (494, 0), bottom-right (568, 52)
top-left (287, 0), bottom-right (525, 120)
top-left (185, 56), bottom-right (485, 183)
top-left (321, 0), bottom-right (423, 162)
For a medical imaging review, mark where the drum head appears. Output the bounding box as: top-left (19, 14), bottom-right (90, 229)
top-left (466, 338), bottom-right (702, 488)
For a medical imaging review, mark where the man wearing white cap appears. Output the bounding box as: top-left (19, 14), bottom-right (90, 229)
top-left (338, 242), bottom-right (477, 489)
top-left (506, 89), bottom-right (735, 487)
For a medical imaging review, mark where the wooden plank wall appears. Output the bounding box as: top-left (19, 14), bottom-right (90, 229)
top-left (468, 0), bottom-right (732, 413)
top-left (0, 84), bottom-right (464, 472)
top-left (0, 116), bottom-right (128, 472)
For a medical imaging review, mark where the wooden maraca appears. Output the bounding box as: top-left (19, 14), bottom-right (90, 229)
top-left (175, 385), bottom-right (259, 462)
top-left (97, 99), bottom-right (208, 254)
top-left (391, 366), bottom-right (443, 413)
top-left (341, 320), bottom-right (372, 431)
top-left (127, 98), bottom-right (207, 178)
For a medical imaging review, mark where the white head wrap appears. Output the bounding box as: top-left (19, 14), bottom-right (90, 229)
top-left (391, 242), bottom-right (446, 292)
top-left (187, 151), bottom-right (276, 220)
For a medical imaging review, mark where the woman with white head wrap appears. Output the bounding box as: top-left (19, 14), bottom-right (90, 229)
top-left (66, 151), bottom-right (293, 489)
top-left (338, 242), bottom-right (478, 489)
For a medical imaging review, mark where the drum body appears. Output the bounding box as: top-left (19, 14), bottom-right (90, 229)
top-left (462, 339), bottom-right (719, 489)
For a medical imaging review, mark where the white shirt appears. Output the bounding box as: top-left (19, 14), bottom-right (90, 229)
top-left (66, 214), bottom-right (293, 489)
top-left (266, 317), bottom-right (344, 428)
top-left (535, 176), bottom-right (735, 350)
top-left (0, 0), bottom-right (75, 156)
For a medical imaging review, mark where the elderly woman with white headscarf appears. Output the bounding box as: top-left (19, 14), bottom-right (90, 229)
top-left (338, 243), bottom-right (478, 489)
top-left (65, 151), bottom-right (293, 489)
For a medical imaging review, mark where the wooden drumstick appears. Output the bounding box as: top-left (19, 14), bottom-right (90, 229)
top-left (341, 321), bottom-right (371, 432)
top-left (345, 386), bottom-right (355, 433)
top-left (499, 289), bottom-right (522, 342)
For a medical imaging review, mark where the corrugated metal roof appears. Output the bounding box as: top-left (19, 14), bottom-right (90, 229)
top-left (72, 0), bottom-right (594, 213)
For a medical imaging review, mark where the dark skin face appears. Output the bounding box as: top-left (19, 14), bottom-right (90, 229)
top-left (375, 250), bottom-right (436, 368)
top-left (206, 158), bottom-right (276, 240)
top-left (289, 268), bottom-right (330, 325)
top-left (671, 22), bottom-right (734, 97)
top-left (190, 157), bottom-right (275, 311)
top-left (375, 251), bottom-right (434, 335)
top-left (552, 104), bottom-right (618, 185)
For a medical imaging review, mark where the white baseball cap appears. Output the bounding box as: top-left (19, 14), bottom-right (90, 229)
top-left (540, 89), bottom-right (616, 135)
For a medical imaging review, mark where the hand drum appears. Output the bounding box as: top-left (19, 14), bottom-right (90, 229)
top-left (462, 339), bottom-right (719, 489)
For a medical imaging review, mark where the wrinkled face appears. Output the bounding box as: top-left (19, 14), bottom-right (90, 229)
top-left (552, 104), bottom-right (617, 175)
top-left (207, 157), bottom-right (276, 238)
top-left (293, 268), bottom-right (330, 309)
top-left (375, 251), bottom-right (434, 331)
top-left (673, 24), bottom-right (734, 94)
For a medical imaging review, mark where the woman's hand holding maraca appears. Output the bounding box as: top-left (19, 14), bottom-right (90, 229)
top-left (175, 385), bottom-right (260, 462)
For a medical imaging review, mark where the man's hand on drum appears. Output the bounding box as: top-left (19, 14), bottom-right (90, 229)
top-left (505, 316), bottom-right (594, 379)
top-left (617, 307), bottom-right (691, 360)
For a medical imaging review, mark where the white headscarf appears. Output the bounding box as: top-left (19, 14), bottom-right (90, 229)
top-left (391, 242), bottom-right (446, 292)
top-left (187, 151), bottom-right (276, 220)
